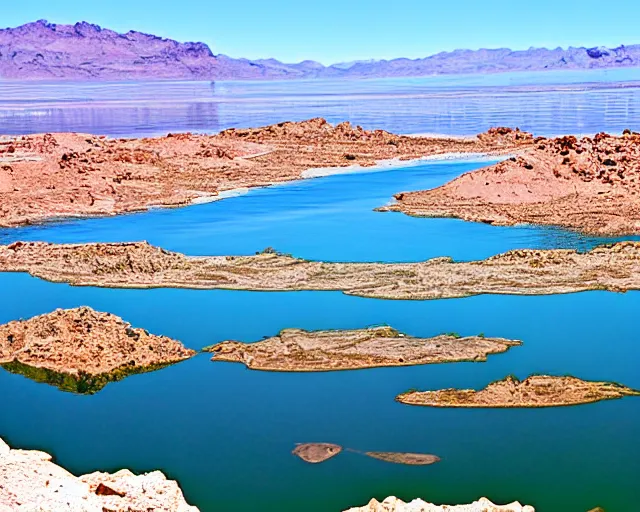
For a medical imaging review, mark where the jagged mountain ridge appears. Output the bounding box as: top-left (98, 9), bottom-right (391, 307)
top-left (1, 20), bottom-right (639, 80)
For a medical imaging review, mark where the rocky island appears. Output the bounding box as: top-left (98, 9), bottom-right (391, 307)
top-left (0, 437), bottom-right (198, 511)
top-left (206, 326), bottom-right (521, 371)
top-left (0, 120), bottom-right (531, 227)
top-left (344, 496), bottom-right (534, 512)
top-left (3, 240), bottom-right (640, 300)
top-left (397, 375), bottom-right (640, 408)
top-left (0, 306), bottom-right (195, 393)
top-left (382, 130), bottom-right (640, 235)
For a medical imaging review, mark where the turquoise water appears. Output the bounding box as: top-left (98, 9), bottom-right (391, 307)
top-left (1, 72), bottom-right (640, 511)
top-left (0, 159), bottom-right (639, 512)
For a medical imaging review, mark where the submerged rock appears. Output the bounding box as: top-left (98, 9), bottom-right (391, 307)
top-left (397, 375), bottom-right (640, 408)
top-left (363, 452), bottom-right (441, 465)
top-left (206, 326), bottom-right (521, 371)
top-left (292, 443), bottom-right (343, 463)
top-left (344, 496), bottom-right (535, 512)
top-left (0, 437), bottom-right (199, 511)
top-left (0, 306), bottom-right (195, 393)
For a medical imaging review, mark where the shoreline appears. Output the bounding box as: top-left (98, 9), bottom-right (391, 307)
top-left (0, 119), bottom-right (533, 228)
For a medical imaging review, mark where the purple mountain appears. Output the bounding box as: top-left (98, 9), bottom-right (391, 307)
top-left (1, 20), bottom-right (639, 81)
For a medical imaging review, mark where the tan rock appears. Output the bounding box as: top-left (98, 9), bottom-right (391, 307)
top-left (0, 438), bottom-right (198, 511)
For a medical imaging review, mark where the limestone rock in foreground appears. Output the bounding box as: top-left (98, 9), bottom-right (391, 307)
top-left (0, 438), bottom-right (199, 512)
top-left (384, 131), bottom-right (640, 235)
top-left (344, 496), bottom-right (534, 512)
top-left (5, 240), bottom-right (640, 300)
top-left (397, 375), bottom-right (640, 408)
top-left (0, 306), bottom-right (195, 393)
top-left (207, 326), bottom-right (520, 371)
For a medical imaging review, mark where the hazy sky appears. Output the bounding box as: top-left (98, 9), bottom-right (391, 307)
top-left (6, 0), bottom-right (640, 64)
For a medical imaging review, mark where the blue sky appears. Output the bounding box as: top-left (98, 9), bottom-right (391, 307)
top-left (6, 0), bottom-right (640, 64)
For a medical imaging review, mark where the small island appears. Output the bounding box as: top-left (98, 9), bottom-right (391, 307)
top-left (396, 375), bottom-right (640, 408)
top-left (0, 306), bottom-right (195, 393)
top-left (205, 326), bottom-right (521, 371)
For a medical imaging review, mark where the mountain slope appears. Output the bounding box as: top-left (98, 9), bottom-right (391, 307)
top-left (1, 20), bottom-right (639, 80)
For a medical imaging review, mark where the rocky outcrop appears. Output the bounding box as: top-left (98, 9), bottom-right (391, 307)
top-left (206, 326), bottom-right (521, 371)
top-left (0, 119), bottom-right (529, 227)
top-left (0, 438), bottom-right (198, 511)
top-left (1, 21), bottom-right (640, 80)
top-left (384, 130), bottom-right (640, 235)
top-left (0, 306), bottom-right (195, 393)
top-left (4, 240), bottom-right (640, 300)
top-left (397, 375), bottom-right (640, 408)
top-left (344, 496), bottom-right (535, 512)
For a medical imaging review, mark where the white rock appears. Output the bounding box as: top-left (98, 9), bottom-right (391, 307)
top-left (344, 496), bottom-right (535, 512)
top-left (0, 438), bottom-right (199, 512)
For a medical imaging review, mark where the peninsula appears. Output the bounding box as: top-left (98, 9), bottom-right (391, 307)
top-left (0, 306), bottom-right (195, 393)
top-left (0, 120), bottom-right (530, 228)
top-left (382, 130), bottom-right (640, 235)
top-left (397, 375), bottom-right (640, 408)
top-left (2, 240), bottom-right (640, 300)
top-left (206, 326), bottom-right (521, 371)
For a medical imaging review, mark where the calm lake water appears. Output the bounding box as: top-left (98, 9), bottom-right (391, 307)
top-left (1, 71), bottom-right (640, 512)
top-left (2, 68), bottom-right (640, 137)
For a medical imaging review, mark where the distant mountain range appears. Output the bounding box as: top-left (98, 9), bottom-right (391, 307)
top-left (2, 20), bottom-right (640, 81)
